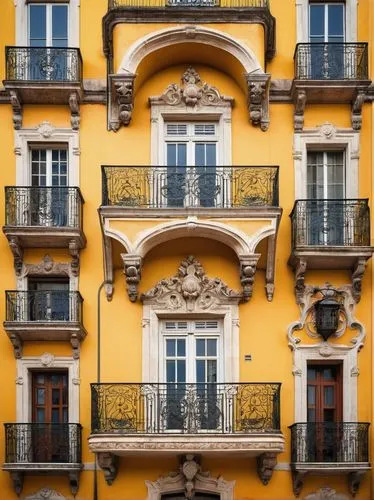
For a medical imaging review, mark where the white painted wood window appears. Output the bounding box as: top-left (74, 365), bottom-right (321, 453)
top-left (28, 4), bottom-right (69, 47)
top-left (30, 147), bottom-right (68, 187)
top-left (309, 3), bottom-right (345, 43)
top-left (307, 151), bottom-right (345, 200)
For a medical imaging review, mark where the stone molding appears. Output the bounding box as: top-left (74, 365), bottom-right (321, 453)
top-left (19, 255), bottom-right (76, 280)
top-left (24, 488), bottom-right (65, 500)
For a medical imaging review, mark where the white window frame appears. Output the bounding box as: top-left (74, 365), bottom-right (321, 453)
top-left (15, 0), bottom-right (79, 47)
top-left (296, 0), bottom-right (357, 43)
top-left (28, 2), bottom-right (69, 46)
top-left (29, 145), bottom-right (69, 186)
top-left (306, 150), bottom-right (346, 198)
top-left (160, 319), bottom-right (223, 384)
top-left (293, 124), bottom-right (359, 199)
top-left (16, 354), bottom-right (80, 423)
top-left (309, 2), bottom-right (345, 42)
top-left (14, 122), bottom-right (80, 186)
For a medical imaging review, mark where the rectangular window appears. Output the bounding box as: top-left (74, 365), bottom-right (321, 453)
top-left (29, 4), bottom-right (68, 47)
top-left (28, 279), bottom-right (70, 321)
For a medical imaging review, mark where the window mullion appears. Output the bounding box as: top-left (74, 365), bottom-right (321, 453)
top-left (46, 149), bottom-right (52, 186)
top-left (47, 4), bottom-right (52, 46)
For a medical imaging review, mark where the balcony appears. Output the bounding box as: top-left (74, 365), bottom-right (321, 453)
top-left (289, 199), bottom-right (373, 301)
top-left (291, 43), bottom-right (370, 130)
top-left (3, 291), bottom-right (87, 359)
top-left (4, 47), bottom-right (82, 129)
top-left (3, 423), bottom-right (82, 496)
top-left (289, 422), bottom-right (370, 496)
top-left (109, 0), bottom-right (268, 7)
top-left (89, 382), bottom-right (284, 484)
top-left (3, 187), bottom-right (86, 272)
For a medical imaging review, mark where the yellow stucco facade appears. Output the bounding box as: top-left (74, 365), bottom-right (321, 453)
top-left (0, 0), bottom-right (373, 499)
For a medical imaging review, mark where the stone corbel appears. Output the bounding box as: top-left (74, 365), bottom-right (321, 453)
top-left (348, 471), bottom-right (366, 496)
top-left (9, 236), bottom-right (24, 276)
top-left (109, 73), bottom-right (136, 131)
top-left (121, 254), bottom-right (143, 302)
top-left (10, 471), bottom-right (24, 496)
top-left (256, 452), bottom-right (277, 485)
top-left (245, 73), bottom-right (271, 131)
top-left (70, 333), bottom-right (80, 360)
top-left (294, 89), bottom-right (307, 132)
top-left (291, 470), bottom-right (308, 496)
top-left (69, 239), bottom-right (80, 277)
top-left (97, 452), bottom-right (119, 485)
top-left (10, 90), bottom-right (22, 130)
top-left (68, 470), bottom-right (80, 496)
top-left (69, 92), bottom-right (80, 130)
top-left (294, 258), bottom-right (307, 305)
top-left (351, 91), bottom-right (365, 131)
top-left (351, 258), bottom-right (367, 303)
top-left (10, 333), bottom-right (23, 359)
top-left (239, 254), bottom-right (261, 302)
top-left (265, 234), bottom-right (276, 301)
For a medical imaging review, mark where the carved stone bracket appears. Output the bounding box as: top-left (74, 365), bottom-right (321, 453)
top-left (239, 254), bottom-right (260, 302)
top-left (97, 452), bottom-right (119, 485)
top-left (68, 470), bottom-right (80, 496)
top-left (69, 239), bottom-right (80, 277)
top-left (294, 258), bottom-right (307, 305)
top-left (121, 254), bottom-right (143, 302)
top-left (351, 91), bottom-right (365, 131)
top-left (109, 73), bottom-right (136, 131)
top-left (70, 333), bottom-right (81, 360)
top-left (256, 452), bottom-right (277, 485)
top-left (10, 90), bottom-right (22, 130)
top-left (294, 89), bottom-right (307, 132)
top-left (348, 471), bottom-right (366, 497)
top-left (265, 234), bottom-right (276, 301)
top-left (69, 92), bottom-right (80, 130)
top-left (10, 471), bottom-right (24, 496)
top-left (9, 236), bottom-right (24, 276)
top-left (10, 333), bottom-right (23, 359)
top-left (291, 470), bottom-right (308, 497)
top-left (245, 73), bottom-right (271, 131)
top-left (351, 258), bottom-right (367, 303)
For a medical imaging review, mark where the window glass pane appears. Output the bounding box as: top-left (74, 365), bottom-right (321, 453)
top-left (167, 144), bottom-right (176, 167)
top-left (177, 339), bottom-right (185, 357)
top-left (327, 152), bottom-right (345, 198)
top-left (52, 5), bottom-right (68, 47)
top-left (207, 360), bottom-right (217, 383)
top-left (37, 388), bottom-right (45, 405)
top-left (324, 386), bottom-right (335, 406)
top-left (166, 360), bottom-right (175, 382)
top-left (177, 144), bottom-right (187, 166)
top-left (52, 388), bottom-right (60, 405)
top-left (307, 408), bottom-right (316, 422)
top-left (206, 144), bottom-right (216, 166)
top-left (36, 408), bottom-right (45, 422)
top-left (196, 339), bottom-right (205, 356)
top-left (207, 339), bottom-right (217, 356)
top-left (310, 5), bottom-right (325, 39)
top-left (307, 152), bottom-right (324, 199)
top-left (63, 408), bottom-right (68, 423)
top-left (36, 374), bottom-right (45, 384)
top-left (328, 5), bottom-right (344, 38)
top-left (307, 367), bottom-right (316, 381)
top-left (51, 374), bottom-right (61, 385)
top-left (166, 339), bottom-right (175, 357)
top-left (177, 360), bottom-right (186, 382)
top-left (307, 386), bottom-right (316, 405)
top-left (196, 359), bottom-right (205, 383)
top-left (51, 408), bottom-right (60, 423)
top-left (323, 368), bottom-right (334, 381)
top-left (29, 5), bottom-right (46, 46)
top-left (195, 144), bottom-right (205, 166)
top-left (324, 409), bottom-right (335, 422)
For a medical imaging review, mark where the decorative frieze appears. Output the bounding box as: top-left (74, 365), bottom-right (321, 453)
top-left (245, 73), bottom-right (271, 131)
top-left (108, 73), bottom-right (136, 131)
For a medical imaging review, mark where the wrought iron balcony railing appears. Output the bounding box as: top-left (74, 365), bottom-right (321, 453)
top-left (294, 43), bottom-right (369, 80)
top-left (5, 47), bottom-right (82, 82)
top-left (91, 382), bottom-right (281, 434)
top-left (5, 423), bottom-right (82, 464)
top-left (290, 422), bottom-right (370, 464)
top-left (290, 199), bottom-right (370, 248)
top-left (102, 166), bottom-right (279, 208)
top-left (109, 0), bottom-right (268, 8)
top-left (5, 187), bottom-right (84, 229)
top-left (5, 291), bottom-right (83, 323)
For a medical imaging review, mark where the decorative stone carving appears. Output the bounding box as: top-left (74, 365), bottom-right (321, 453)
top-left (145, 456), bottom-right (235, 500)
top-left (97, 452), bottom-right (119, 486)
top-left (351, 258), bottom-right (367, 303)
top-left (40, 352), bottom-right (55, 367)
top-left (348, 471), bottom-right (366, 496)
top-left (22, 255), bottom-right (72, 279)
top-left (294, 89), bottom-right (306, 131)
top-left (121, 254), bottom-right (143, 302)
top-left (10, 90), bottom-right (22, 130)
top-left (69, 239), bottom-right (80, 277)
top-left (245, 73), bottom-right (271, 131)
top-left (288, 283), bottom-right (365, 352)
top-left (351, 91), bottom-right (365, 131)
top-left (141, 255), bottom-right (242, 311)
top-left (291, 470), bottom-right (308, 497)
top-left (10, 333), bottom-right (23, 359)
top-left (257, 452), bottom-right (277, 485)
top-left (69, 92), bottom-right (80, 130)
top-left (320, 122), bottom-right (337, 139)
top-left (25, 487), bottom-right (65, 500)
top-left (37, 120), bottom-right (56, 138)
top-left (239, 255), bottom-right (261, 302)
top-left (10, 471), bottom-right (23, 496)
top-left (68, 470), bottom-right (80, 496)
top-left (9, 236), bottom-right (24, 276)
top-left (304, 487), bottom-right (350, 500)
top-left (70, 333), bottom-right (81, 360)
top-left (294, 258), bottom-right (307, 305)
top-left (150, 66), bottom-right (233, 109)
top-left (109, 73), bottom-right (136, 131)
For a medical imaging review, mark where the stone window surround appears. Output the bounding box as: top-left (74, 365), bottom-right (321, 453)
top-left (14, 123), bottom-right (80, 186)
top-left (142, 307), bottom-right (239, 383)
top-left (14, 0), bottom-right (80, 47)
top-left (293, 345), bottom-right (358, 422)
top-left (296, 0), bottom-right (358, 43)
top-left (16, 354), bottom-right (80, 423)
top-left (16, 256), bottom-right (79, 292)
top-left (293, 124), bottom-right (359, 199)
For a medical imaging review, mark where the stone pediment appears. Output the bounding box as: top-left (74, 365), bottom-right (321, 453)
top-left (141, 256), bottom-right (242, 311)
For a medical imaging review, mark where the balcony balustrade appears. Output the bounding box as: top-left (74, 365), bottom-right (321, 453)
top-left (3, 187), bottom-right (86, 254)
top-left (289, 422), bottom-right (370, 495)
top-left (89, 382), bottom-right (284, 484)
top-left (102, 166), bottom-right (279, 209)
top-left (3, 423), bottom-right (82, 496)
top-left (3, 291), bottom-right (87, 359)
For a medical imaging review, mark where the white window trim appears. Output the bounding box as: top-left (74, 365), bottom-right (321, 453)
top-left (293, 345), bottom-right (357, 422)
top-left (14, 0), bottom-right (80, 47)
top-left (142, 307), bottom-right (239, 384)
top-left (16, 353), bottom-right (80, 423)
top-left (293, 123), bottom-right (359, 199)
top-left (14, 122), bottom-right (80, 186)
top-left (151, 106), bottom-right (232, 168)
top-left (296, 0), bottom-right (357, 43)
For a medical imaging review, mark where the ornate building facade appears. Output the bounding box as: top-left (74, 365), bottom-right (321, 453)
top-left (0, 0), bottom-right (373, 498)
